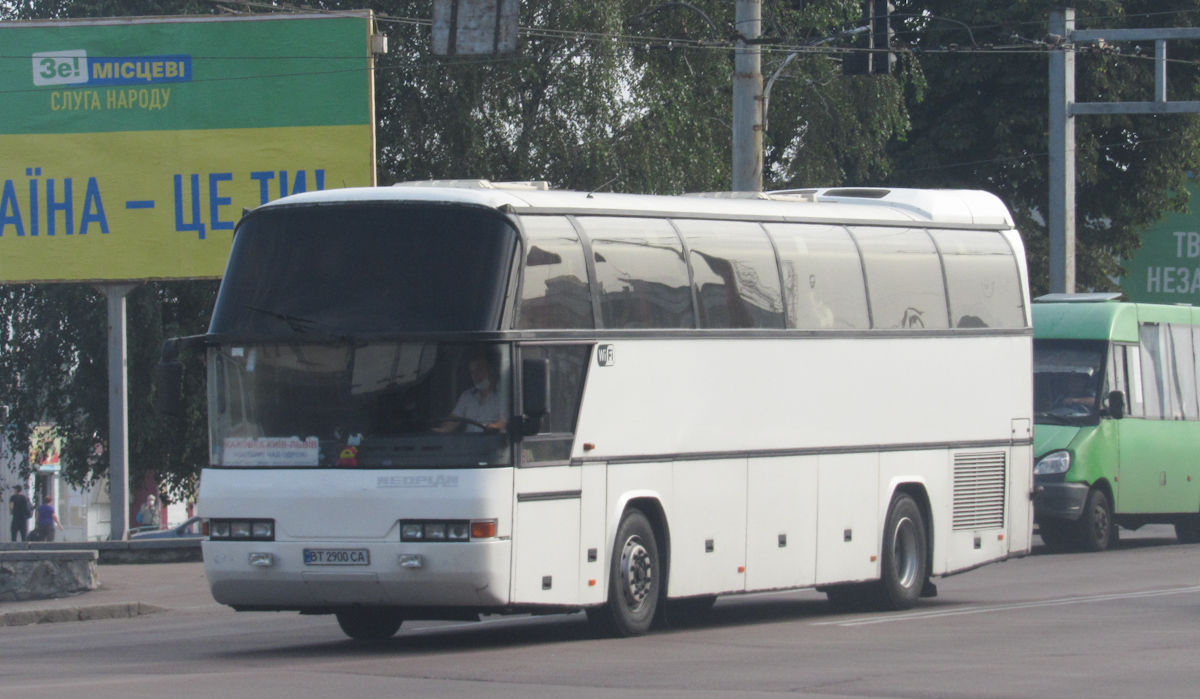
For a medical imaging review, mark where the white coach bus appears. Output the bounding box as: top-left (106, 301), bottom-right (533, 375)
top-left (164, 181), bottom-right (1034, 640)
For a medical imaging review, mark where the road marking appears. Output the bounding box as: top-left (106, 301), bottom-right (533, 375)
top-left (812, 585), bottom-right (1200, 627)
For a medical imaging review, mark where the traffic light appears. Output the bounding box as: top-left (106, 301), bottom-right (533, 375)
top-left (843, 0), bottom-right (894, 75)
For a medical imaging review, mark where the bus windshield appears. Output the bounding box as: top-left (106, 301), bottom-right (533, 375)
top-left (208, 341), bottom-right (512, 468)
top-left (1033, 339), bottom-right (1107, 426)
top-left (209, 203), bottom-right (518, 335)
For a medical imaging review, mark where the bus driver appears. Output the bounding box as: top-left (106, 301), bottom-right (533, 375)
top-left (434, 353), bottom-right (507, 433)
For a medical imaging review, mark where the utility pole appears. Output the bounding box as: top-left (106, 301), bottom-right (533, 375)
top-left (732, 0), bottom-right (763, 192)
top-left (1049, 8), bottom-right (1076, 294)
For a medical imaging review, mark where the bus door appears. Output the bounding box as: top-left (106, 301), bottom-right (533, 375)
top-left (511, 344), bottom-right (592, 605)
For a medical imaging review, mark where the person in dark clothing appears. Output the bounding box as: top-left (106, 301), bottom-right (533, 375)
top-left (8, 485), bottom-right (33, 542)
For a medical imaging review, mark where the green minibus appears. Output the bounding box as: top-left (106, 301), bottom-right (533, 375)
top-left (1033, 294), bottom-right (1200, 551)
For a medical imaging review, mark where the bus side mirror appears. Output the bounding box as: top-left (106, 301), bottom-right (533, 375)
top-left (157, 335), bottom-right (203, 417)
top-left (1106, 390), bottom-right (1125, 420)
top-left (520, 357), bottom-right (551, 436)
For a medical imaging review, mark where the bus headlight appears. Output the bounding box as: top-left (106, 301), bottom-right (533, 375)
top-left (1034, 450), bottom-right (1071, 475)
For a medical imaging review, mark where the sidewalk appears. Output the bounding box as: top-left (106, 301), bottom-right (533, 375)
top-left (0, 561), bottom-right (219, 627)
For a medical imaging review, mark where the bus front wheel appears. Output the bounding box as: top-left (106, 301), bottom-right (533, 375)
top-left (336, 608), bottom-right (402, 641)
top-left (588, 509), bottom-right (661, 637)
top-left (876, 493), bottom-right (928, 611)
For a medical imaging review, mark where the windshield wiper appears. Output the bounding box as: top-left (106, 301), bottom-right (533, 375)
top-left (240, 303), bottom-right (353, 342)
top-left (1033, 411), bottom-right (1074, 426)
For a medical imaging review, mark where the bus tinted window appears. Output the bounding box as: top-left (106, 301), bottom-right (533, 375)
top-left (581, 217), bottom-right (695, 329)
top-left (517, 217), bottom-right (593, 330)
top-left (764, 223), bottom-right (870, 330)
top-left (211, 204), bottom-right (516, 334)
top-left (929, 229), bottom-right (1026, 329)
top-left (851, 227), bottom-right (949, 330)
top-left (674, 220), bottom-right (784, 329)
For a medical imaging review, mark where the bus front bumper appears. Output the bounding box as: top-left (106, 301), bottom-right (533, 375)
top-left (202, 540), bottom-right (512, 611)
top-left (1033, 482), bottom-right (1090, 522)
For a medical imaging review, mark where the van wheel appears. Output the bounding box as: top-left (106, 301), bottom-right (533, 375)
top-left (1175, 515), bottom-right (1200, 544)
top-left (336, 608), bottom-right (402, 640)
top-left (588, 509), bottom-right (660, 637)
top-left (1072, 488), bottom-right (1114, 552)
top-left (876, 493), bottom-right (928, 611)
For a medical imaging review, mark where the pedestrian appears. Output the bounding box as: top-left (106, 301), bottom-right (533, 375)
top-left (33, 495), bottom-right (62, 542)
top-left (136, 494), bottom-right (162, 530)
top-left (8, 485), bottom-right (33, 542)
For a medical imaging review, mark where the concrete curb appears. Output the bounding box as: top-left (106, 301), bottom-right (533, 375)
top-left (0, 602), bottom-right (167, 627)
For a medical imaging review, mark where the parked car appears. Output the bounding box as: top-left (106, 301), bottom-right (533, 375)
top-left (131, 516), bottom-right (206, 540)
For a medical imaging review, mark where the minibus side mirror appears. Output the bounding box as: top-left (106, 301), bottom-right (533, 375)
top-left (157, 335), bottom-right (204, 417)
top-left (519, 357), bottom-right (551, 437)
top-left (1106, 390), bottom-right (1126, 420)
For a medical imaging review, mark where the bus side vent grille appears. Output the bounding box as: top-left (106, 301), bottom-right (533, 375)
top-left (952, 452), bottom-right (1006, 531)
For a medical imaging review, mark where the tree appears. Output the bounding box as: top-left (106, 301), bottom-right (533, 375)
top-left (888, 0), bottom-right (1200, 295)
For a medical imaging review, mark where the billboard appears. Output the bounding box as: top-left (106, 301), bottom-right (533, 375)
top-left (1123, 181), bottom-right (1200, 304)
top-left (0, 13), bottom-right (376, 283)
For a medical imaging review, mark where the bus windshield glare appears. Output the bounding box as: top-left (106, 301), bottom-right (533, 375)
top-left (208, 341), bottom-right (513, 468)
top-left (209, 204), bottom-right (517, 335)
top-left (1033, 339), bottom-right (1107, 426)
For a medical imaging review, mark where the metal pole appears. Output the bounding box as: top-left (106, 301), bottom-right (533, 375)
top-left (101, 283), bottom-right (137, 540)
top-left (1049, 8), bottom-right (1076, 294)
top-left (732, 0), bottom-right (763, 192)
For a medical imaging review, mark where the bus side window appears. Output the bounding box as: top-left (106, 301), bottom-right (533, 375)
top-left (1106, 343), bottom-right (1124, 412)
top-left (519, 344), bottom-right (591, 464)
top-left (849, 227), bottom-right (949, 330)
top-left (1125, 344), bottom-right (1145, 418)
top-left (673, 219), bottom-right (784, 329)
top-left (763, 223), bottom-right (869, 330)
top-left (928, 229), bottom-right (1026, 329)
top-left (580, 217), bottom-right (695, 330)
top-left (1139, 323), bottom-right (1173, 420)
top-left (1169, 323), bottom-right (1198, 420)
top-left (516, 217), bottom-right (593, 330)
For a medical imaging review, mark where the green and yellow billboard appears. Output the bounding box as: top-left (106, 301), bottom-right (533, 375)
top-left (0, 13), bottom-right (376, 282)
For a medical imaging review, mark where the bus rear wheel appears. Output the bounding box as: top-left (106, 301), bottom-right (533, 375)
top-left (588, 509), bottom-right (661, 637)
top-left (336, 608), bottom-right (403, 640)
top-left (1071, 488), bottom-right (1115, 552)
top-left (876, 493), bottom-right (928, 611)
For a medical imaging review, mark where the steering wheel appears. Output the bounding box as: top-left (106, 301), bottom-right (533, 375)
top-left (428, 417), bottom-right (497, 432)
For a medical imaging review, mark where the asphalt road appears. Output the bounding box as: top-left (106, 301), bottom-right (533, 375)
top-left (2, 526), bottom-right (1198, 699)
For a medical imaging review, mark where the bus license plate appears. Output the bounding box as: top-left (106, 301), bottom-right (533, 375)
top-left (303, 549), bottom-right (370, 566)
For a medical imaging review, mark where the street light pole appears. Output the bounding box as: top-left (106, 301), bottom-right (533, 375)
top-left (732, 0), bottom-right (763, 192)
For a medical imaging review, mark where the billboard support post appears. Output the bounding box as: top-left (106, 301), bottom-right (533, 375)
top-left (100, 282), bottom-right (136, 540)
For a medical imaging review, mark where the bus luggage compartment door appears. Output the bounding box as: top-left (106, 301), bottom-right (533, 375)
top-left (512, 466), bottom-right (582, 605)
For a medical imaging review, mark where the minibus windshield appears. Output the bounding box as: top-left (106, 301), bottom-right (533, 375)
top-left (208, 341), bottom-right (512, 468)
top-left (1033, 339), bottom-right (1107, 426)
